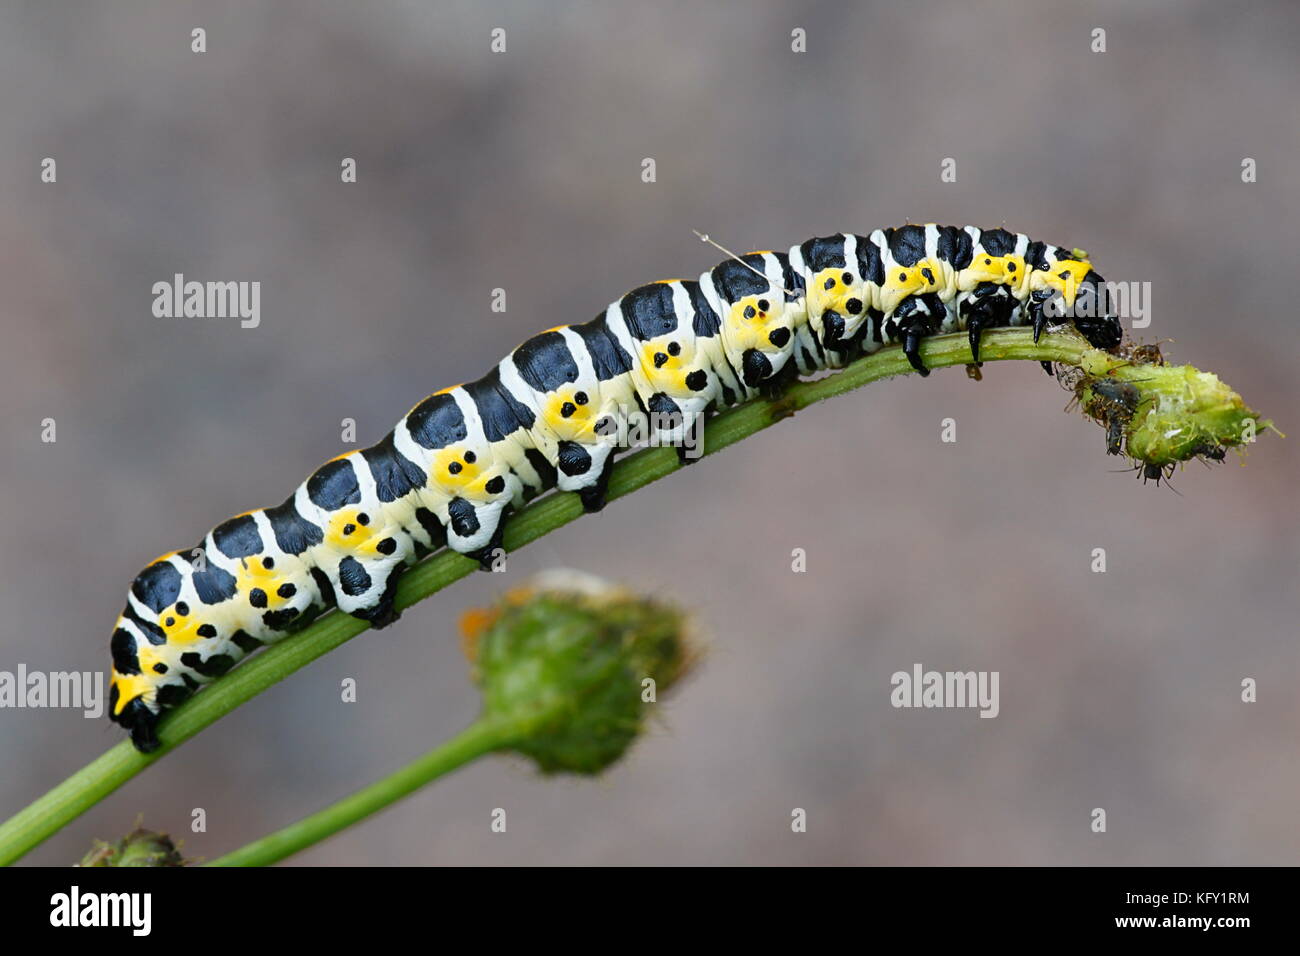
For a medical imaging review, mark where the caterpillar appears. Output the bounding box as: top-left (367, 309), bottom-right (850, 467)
top-left (109, 223), bottom-right (1123, 751)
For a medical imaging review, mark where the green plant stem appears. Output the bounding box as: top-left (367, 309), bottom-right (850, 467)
top-left (0, 329), bottom-right (1088, 866)
top-left (206, 717), bottom-right (517, 867)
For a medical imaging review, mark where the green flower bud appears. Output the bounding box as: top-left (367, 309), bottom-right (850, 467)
top-left (78, 826), bottom-right (186, 867)
top-left (462, 570), bottom-right (695, 775)
top-left (1076, 344), bottom-right (1273, 476)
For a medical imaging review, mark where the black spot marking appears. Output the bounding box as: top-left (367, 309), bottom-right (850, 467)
top-left (885, 225), bottom-right (927, 266)
top-left (363, 433), bottom-right (427, 503)
top-left (212, 513), bottom-right (263, 559)
top-left (131, 561), bottom-right (183, 614)
top-left (197, 624), bottom-right (218, 638)
top-left (262, 557), bottom-right (275, 569)
top-left (406, 392), bottom-right (468, 450)
top-left (231, 630), bottom-right (263, 654)
top-left (979, 228), bottom-right (1016, 257)
top-left (249, 588), bottom-right (268, 609)
top-left (310, 567), bottom-right (336, 607)
top-left (375, 538), bottom-right (397, 556)
top-left (277, 583), bottom-right (297, 598)
top-left (466, 366), bottom-right (540, 437)
top-left (447, 498), bottom-right (480, 539)
top-left (307, 457), bottom-right (361, 512)
top-left (557, 441), bottom-right (593, 477)
top-left (181, 652), bottom-right (236, 679)
top-left (571, 315), bottom-right (635, 378)
top-left (620, 283), bottom-right (681, 340)
top-left (845, 297), bottom-right (863, 314)
top-left (342, 523), bottom-right (357, 535)
top-left (485, 475), bottom-right (506, 495)
top-left (265, 498), bottom-right (323, 554)
top-left (156, 684), bottom-right (192, 709)
top-left (686, 370), bottom-right (708, 391)
top-left (262, 608), bottom-right (299, 630)
top-left (523, 448), bottom-right (558, 491)
top-left (741, 349), bottom-right (773, 387)
top-left (338, 556), bottom-right (373, 597)
top-left (123, 606), bottom-right (166, 646)
top-left (512, 330), bottom-right (581, 393)
top-left (191, 563), bottom-right (238, 605)
top-left (935, 225), bottom-right (973, 269)
top-left (855, 235), bottom-right (886, 285)
top-left (648, 392), bottom-right (683, 419)
top-left (415, 507), bottom-right (448, 549)
top-left (768, 327), bottom-right (791, 348)
top-left (800, 235), bottom-right (849, 278)
top-left (822, 312), bottom-right (846, 348)
top-left (153, 663), bottom-right (168, 674)
top-left (574, 391), bottom-right (588, 405)
top-left (561, 401), bottom-right (577, 417)
top-left (111, 628), bottom-right (141, 676)
top-left (1026, 241), bottom-right (1049, 271)
top-left (686, 281), bottom-right (722, 338)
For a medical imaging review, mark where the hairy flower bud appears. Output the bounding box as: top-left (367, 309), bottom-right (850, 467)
top-left (462, 570), bottom-right (696, 774)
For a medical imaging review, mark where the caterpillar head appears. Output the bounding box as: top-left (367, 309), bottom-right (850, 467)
top-left (1031, 256), bottom-right (1123, 349)
top-left (1069, 269), bottom-right (1123, 349)
top-left (431, 445), bottom-right (512, 503)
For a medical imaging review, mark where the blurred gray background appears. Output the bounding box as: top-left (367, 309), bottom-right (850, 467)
top-left (1, 0), bottom-right (1297, 865)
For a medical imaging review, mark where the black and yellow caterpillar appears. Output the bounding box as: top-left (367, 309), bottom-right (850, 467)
top-left (109, 224), bottom-right (1122, 751)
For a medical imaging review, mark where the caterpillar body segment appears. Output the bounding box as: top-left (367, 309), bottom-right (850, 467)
top-left (108, 223), bottom-right (1123, 751)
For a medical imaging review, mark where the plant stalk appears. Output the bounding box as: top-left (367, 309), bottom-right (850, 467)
top-left (0, 330), bottom-right (1134, 866)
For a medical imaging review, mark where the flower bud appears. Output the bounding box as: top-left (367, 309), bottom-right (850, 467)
top-left (462, 570), bottom-right (696, 775)
top-left (78, 826), bottom-right (186, 867)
